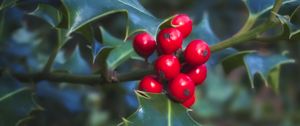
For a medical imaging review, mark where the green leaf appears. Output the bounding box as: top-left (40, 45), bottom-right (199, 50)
top-left (290, 8), bottom-right (300, 39)
top-left (120, 91), bottom-right (200, 126)
top-left (268, 64), bottom-right (282, 93)
top-left (100, 27), bottom-right (142, 70)
top-left (222, 50), bottom-right (256, 74)
top-left (130, 52), bottom-right (144, 61)
top-left (243, 0), bottom-right (274, 15)
top-left (236, 0), bottom-right (298, 35)
top-left (100, 27), bottom-right (123, 47)
top-left (243, 0), bottom-right (298, 16)
top-left (57, 28), bottom-right (70, 48)
top-left (0, 0), bottom-right (18, 10)
top-left (222, 51), bottom-right (295, 91)
top-left (61, 0), bottom-right (162, 38)
top-left (183, 13), bottom-right (218, 48)
top-left (89, 39), bottom-right (103, 64)
top-left (15, 108), bottom-right (44, 126)
top-left (89, 27), bottom-right (125, 65)
top-left (276, 6), bottom-right (300, 39)
top-left (77, 25), bottom-right (95, 44)
top-left (244, 53), bottom-right (294, 91)
top-left (106, 42), bottom-right (136, 70)
top-left (0, 88), bottom-right (39, 126)
top-left (95, 47), bottom-right (114, 73)
top-left (28, 4), bottom-right (62, 27)
top-left (53, 45), bottom-right (92, 74)
top-left (27, 4), bottom-right (70, 48)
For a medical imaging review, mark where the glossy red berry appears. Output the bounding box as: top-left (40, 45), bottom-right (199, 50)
top-left (168, 73), bottom-right (195, 102)
top-left (184, 39), bottom-right (210, 65)
top-left (171, 14), bottom-right (193, 38)
top-left (138, 75), bottom-right (163, 93)
top-left (157, 28), bottom-right (183, 54)
top-left (185, 64), bottom-right (207, 85)
top-left (133, 32), bottom-right (156, 59)
top-left (181, 93), bottom-right (196, 108)
top-left (155, 55), bottom-right (180, 80)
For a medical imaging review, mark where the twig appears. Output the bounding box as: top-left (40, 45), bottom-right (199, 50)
top-left (13, 69), bottom-right (155, 85)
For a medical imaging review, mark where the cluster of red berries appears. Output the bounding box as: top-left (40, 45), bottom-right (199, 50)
top-left (132, 14), bottom-right (210, 108)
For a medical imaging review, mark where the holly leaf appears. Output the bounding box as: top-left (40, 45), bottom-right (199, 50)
top-left (92, 27), bottom-right (127, 66)
top-left (222, 50), bottom-right (256, 75)
top-left (98, 27), bottom-right (140, 70)
top-left (275, 6), bottom-right (300, 39)
top-left (222, 52), bottom-right (295, 92)
top-left (0, 88), bottom-right (37, 126)
top-left (120, 91), bottom-right (201, 126)
top-left (0, 0), bottom-right (18, 10)
top-left (290, 6), bottom-right (300, 39)
top-left (100, 27), bottom-right (124, 47)
top-left (244, 53), bottom-right (294, 91)
top-left (183, 13), bottom-right (218, 48)
top-left (61, 0), bottom-right (162, 38)
top-left (0, 75), bottom-right (40, 126)
top-left (91, 27), bottom-right (125, 72)
top-left (236, 0), bottom-right (299, 36)
top-left (184, 13), bottom-right (237, 68)
top-left (27, 4), bottom-right (71, 48)
top-left (88, 39), bottom-right (104, 64)
top-left (56, 28), bottom-right (71, 48)
top-left (53, 45), bottom-right (92, 74)
top-left (243, 0), bottom-right (298, 16)
top-left (28, 4), bottom-right (62, 27)
top-left (106, 42), bottom-right (137, 70)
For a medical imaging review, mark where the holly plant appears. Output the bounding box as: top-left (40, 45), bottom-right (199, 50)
top-left (0, 0), bottom-right (300, 126)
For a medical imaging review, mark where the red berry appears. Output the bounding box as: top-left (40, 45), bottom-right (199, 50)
top-left (168, 74), bottom-right (195, 102)
top-left (155, 55), bottom-right (180, 80)
top-left (185, 64), bottom-right (207, 85)
top-left (181, 93), bottom-right (196, 108)
top-left (157, 28), bottom-right (183, 54)
top-left (138, 75), bottom-right (163, 93)
top-left (133, 32), bottom-right (156, 59)
top-left (184, 39), bottom-right (210, 65)
top-left (171, 14), bottom-right (193, 38)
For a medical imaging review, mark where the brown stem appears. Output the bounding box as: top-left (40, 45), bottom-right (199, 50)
top-left (12, 69), bottom-right (155, 85)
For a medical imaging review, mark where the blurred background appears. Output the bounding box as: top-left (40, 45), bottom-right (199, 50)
top-left (0, 0), bottom-right (300, 126)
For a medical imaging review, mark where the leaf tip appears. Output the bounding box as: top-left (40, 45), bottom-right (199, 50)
top-left (134, 90), bottom-right (151, 100)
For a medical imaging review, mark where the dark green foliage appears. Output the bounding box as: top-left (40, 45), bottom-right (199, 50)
top-left (0, 0), bottom-right (300, 126)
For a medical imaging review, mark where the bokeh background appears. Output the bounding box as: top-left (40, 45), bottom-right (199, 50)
top-left (0, 0), bottom-right (300, 126)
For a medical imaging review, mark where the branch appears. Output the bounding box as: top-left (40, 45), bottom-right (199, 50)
top-left (270, 0), bottom-right (283, 21)
top-left (210, 21), bottom-right (277, 52)
top-left (13, 69), bottom-right (155, 85)
top-left (234, 15), bottom-right (257, 36)
top-left (13, 72), bottom-right (101, 85)
top-left (42, 45), bottom-right (59, 72)
top-left (42, 29), bottom-right (65, 72)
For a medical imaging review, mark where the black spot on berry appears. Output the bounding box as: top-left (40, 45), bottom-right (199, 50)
top-left (202, 50), bottom-right (208, 56)
top-left (184, 89), bottom-right (190, 96)
top-left (164, 33), bottom-right (170, 39)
